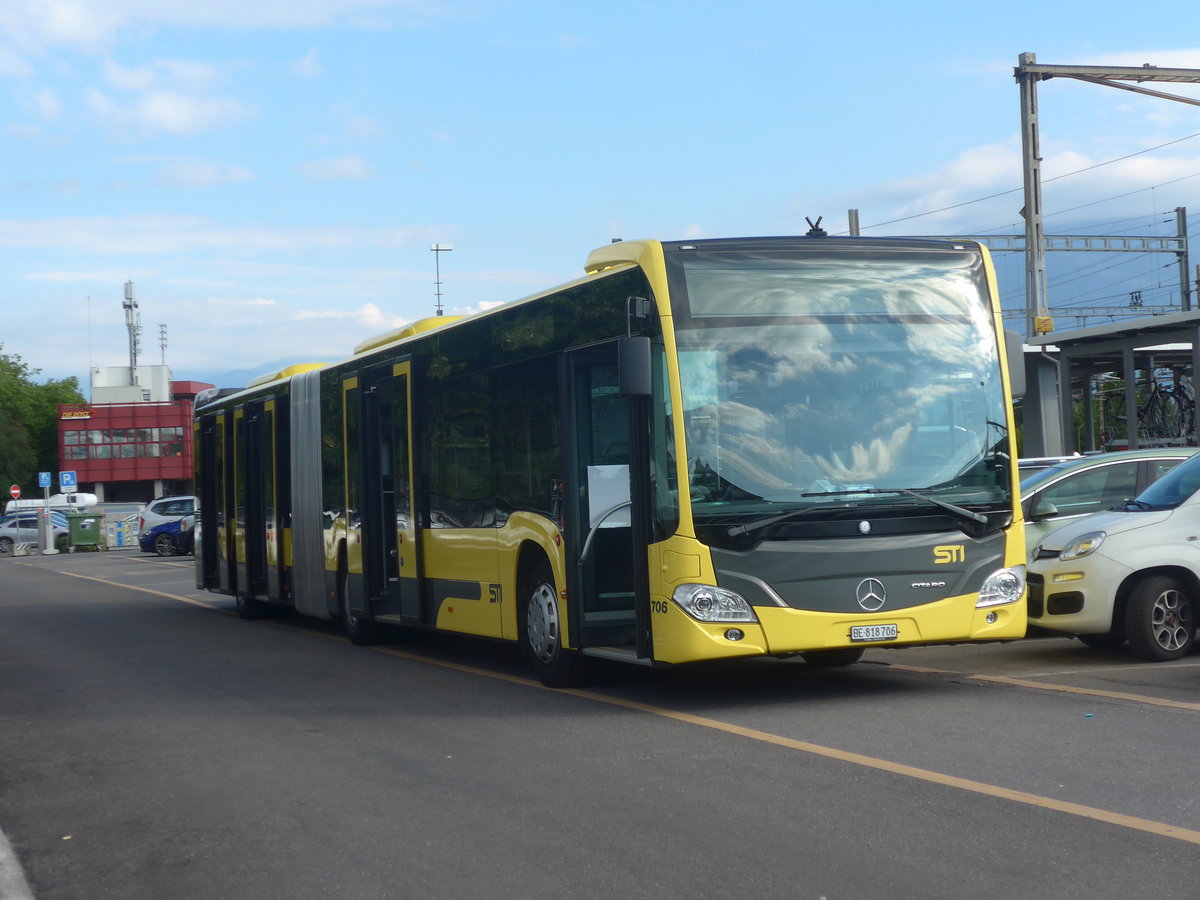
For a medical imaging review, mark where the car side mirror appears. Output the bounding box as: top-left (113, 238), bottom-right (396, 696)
top-left (1029, 496), bottom-right (1059, 521)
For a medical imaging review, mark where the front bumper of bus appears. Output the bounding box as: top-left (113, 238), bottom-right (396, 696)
top-left (651, 572), bottom-right (1026, 665)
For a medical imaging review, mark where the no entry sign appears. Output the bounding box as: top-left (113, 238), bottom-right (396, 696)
top-left (9, 485), bottom-right (19, 499)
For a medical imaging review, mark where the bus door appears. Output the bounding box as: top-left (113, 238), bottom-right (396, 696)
top-left (356, 361), bottom-right (422, 623)
top-left (261, 399), bottom-right (282, 601)
top-left (241, 401), bottom-right (271, 598)
top-left (196, 415), bottom-right (221, 590)
top-left (565, 344), bottom-right (653, 660)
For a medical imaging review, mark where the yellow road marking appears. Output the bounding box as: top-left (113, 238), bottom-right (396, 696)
top-left (36, 565), bottom-right (1200, 846)
top-left (52, 568), bottom-right (222, 611)
top-left (973, 674), bottom-right (1200, 712)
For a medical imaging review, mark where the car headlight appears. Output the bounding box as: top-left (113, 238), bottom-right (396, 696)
top-left (977, 565), bottom-right (1026, 608)
top-left (1059, 531), bottom-right (1105, 561)
top-left (671, 584), bottom-right (758, 623)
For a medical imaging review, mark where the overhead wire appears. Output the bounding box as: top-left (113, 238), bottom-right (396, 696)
top-left (854, 128), bottom-right (1200, 232)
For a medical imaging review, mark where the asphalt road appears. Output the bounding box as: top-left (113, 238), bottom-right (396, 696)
top-left (4, 551), bottom-right (1200, 899)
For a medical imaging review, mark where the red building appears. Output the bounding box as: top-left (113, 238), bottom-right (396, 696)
top-left (57, 372), bottom-right (213, 503)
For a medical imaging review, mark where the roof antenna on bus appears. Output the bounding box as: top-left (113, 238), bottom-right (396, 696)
top-left (431, 243), bottom-right (453, 315)
top-left (805, 217), bottom-right (827, 237)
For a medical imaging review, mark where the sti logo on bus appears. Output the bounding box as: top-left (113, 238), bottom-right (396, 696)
top-left (933, 545), bottom-right (965, 564)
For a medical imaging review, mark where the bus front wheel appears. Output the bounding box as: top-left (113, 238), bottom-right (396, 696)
top-left (520, 559), bottom-right (581, 688)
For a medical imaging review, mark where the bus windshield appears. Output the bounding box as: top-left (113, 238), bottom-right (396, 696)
top-left (668, 246), bottom-right (1012, 526)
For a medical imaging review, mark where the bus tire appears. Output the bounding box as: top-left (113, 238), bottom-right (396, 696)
top-left (340, 561), bottom-right (384, 646)
top-left (236, 594), bottom-right (268, 620)
top-left (1124, 574), bottom-right (1195, 662)
top-left (520, 558), bottom-right (581, 688)
top-left (800, 648), bottom-right (864, 667)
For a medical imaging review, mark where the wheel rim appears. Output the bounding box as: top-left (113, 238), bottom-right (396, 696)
top-left (0, 538), bottom-right (11, 555)
top-left (156, 535), bottom-right (174, 555)
top-left (1150, 589), bottom-right (1192, 652)
top-left (526, 582), bottom-right (559, 664)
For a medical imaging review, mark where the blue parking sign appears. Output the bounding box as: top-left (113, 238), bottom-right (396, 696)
top-left (38, 472), bottom-right (51, 488)
top-left (59, 470), bottom-right (77, 491)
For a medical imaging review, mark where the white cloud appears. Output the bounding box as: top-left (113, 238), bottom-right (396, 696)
top-left (154, 160), bottom-right (253, 188)
top-left (0, 215), bottom-right (434, 255)
top-left (296, 154), bottom-right (375, 182)
top-left (294, 302), bottom-right (404, 329)
top-left (1, 0), bottom-right (448, 52)
top-left (292, 48), bottom-right (323, 77)
top-left (6, 122), bottom-right (43, 139)
top-left (138, 91), bottom-right (251, 134)
top-left (25, 268), bottom-right (139, 283)
top-left (206, 296), bottom-right (278, 307)
top-left (30, 86), bottom-right (61, 118)
top-left (86, 86), bottom-right (254, 136)
top-left (103, 59), bottom-right (158, 90)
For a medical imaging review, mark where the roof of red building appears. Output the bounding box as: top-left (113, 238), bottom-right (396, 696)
top-left (170, 381), bottom-right (215, 399)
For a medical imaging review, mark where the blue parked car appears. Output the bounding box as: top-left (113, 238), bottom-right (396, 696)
top-left (139, 515), bottom-right (194, 556)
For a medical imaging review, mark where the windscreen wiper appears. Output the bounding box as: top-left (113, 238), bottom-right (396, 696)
top-left (724, 505), bottom-right (839, 537)
top-left (800, 488), bottom-right (988, 526)
top-left (1118, 499), bottom-right (1154, 511)
top-left (726, 488), bottom-right (990, 538)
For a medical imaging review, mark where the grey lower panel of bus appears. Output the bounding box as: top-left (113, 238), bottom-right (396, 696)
top-left (290, 369), bottom-right (329, 618)
top-left (711, 529), bottom-right (1004, 615)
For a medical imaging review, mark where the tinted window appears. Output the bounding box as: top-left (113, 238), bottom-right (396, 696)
top-left (1040, 462), bottom-right (1138, 516)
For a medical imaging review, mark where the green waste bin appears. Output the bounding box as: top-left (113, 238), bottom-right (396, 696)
top-left (67, 512), bottom-right (103, 551)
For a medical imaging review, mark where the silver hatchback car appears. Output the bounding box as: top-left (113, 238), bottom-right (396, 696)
top-left (0, 510), bottom-right (70, 554)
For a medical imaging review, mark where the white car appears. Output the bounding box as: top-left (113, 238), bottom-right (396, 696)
top-left (139, 495), bottom-right (196, 540)
top-left (1020, 448), bottom-right (1198, 554)
top-left (1027, 451), bottom-right (1200, 661)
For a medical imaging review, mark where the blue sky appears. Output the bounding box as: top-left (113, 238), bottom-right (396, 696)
top-left (2, 1), bottom-right (1200, 389)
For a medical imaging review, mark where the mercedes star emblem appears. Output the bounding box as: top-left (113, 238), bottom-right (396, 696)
top-left (856, 578), bottom-right (886, 611)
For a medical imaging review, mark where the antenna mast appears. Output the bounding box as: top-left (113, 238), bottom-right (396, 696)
top-left (123, 280), bottom-right (142, 385)
top-left (431, 243), bottom-right (453, 315)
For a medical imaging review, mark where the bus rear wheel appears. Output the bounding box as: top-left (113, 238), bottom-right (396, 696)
top-left (339, 562), bottom-right (384, 646)
top-left (235, 594), bottom-right (268, 620)
top-left (520, 558), bottom-right (581, 688)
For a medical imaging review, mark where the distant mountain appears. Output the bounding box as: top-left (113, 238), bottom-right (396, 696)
top-left (185, 359), bottom-right (306, 391)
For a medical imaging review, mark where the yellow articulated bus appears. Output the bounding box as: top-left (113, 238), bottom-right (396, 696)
top-left (194, 235), bottom-right (1028, 686)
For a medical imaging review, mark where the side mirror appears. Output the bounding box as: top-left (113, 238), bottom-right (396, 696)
top-left (619, 335), bottom-right (652, 397)
top-left (1029, 496), bottom-right (1058, 521)
top-left (1005, 330), bottom-right (1026, 400)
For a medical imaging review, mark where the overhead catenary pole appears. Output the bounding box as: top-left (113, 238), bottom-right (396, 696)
top-left (1013, 54), bottom-right (1200, 335)
top-left (1016, 52), bottom-right (1051, 339)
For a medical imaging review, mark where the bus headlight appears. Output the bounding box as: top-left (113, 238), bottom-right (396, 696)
top-left (672, 584), bottom-right (758, 623)
top-left (977, 565), bottom-right (1025, 608)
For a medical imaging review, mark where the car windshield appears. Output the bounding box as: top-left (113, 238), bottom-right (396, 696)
top-left (1133, 452), bottom-right (1200, 510)
top-left (667, 245), bottom-right (1013, 528)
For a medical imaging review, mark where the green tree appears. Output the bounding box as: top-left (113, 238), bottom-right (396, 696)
top-left (0, 345), bottom-right (87, 496)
